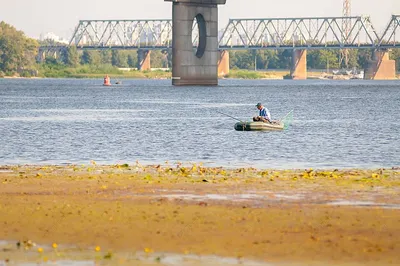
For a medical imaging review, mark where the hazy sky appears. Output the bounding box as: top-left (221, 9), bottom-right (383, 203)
top-left (0, 0), bottom-right (399, 39)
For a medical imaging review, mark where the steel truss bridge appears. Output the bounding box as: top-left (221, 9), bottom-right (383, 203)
top-left (219, 16), bottom-right (399, 49)
top-left (40, 15), bottom-right (400, 54)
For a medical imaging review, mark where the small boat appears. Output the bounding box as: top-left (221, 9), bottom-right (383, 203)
top-left (234, 110), bottom-right (293, 131)
top-left (234, 121), bottom-right (285, 131)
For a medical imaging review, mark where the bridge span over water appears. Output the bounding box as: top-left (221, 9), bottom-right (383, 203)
top-left (40, 14), bottom-right (400, 81)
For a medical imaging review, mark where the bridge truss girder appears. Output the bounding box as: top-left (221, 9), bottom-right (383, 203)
top-left (43, 16), bottom-right (400, 52)
top-left (218, 16), bottom-right (380, 50)
top-left (69, 20), bottom-right (173, 49)
top-left (379, 15), bottom-right (400, 48)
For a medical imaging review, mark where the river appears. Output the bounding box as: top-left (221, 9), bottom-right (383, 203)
top-left (0, 78), bottom-right (399, 169)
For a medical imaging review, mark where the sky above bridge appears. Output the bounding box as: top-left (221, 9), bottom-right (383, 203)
top-left (0, 0), bottom-right (398, 40)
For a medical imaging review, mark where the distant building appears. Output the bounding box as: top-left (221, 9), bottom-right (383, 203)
top-left (40, 32), bottom-right (69, 44)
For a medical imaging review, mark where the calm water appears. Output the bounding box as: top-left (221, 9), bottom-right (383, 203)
top-left (0, 78), bottom-right (399, 169)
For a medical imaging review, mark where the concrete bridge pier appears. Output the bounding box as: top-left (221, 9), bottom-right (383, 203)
top-left (165, 0), bottom-right (227, 86)
top-left (138, 50), bottom-right (151, 71)
top-left (364, 50), bottom-right (396, 80)
top-left (290, 49), bottom-right (307, 80)
top-left (37, 51), bottom-right (46, 63)
top-left (218, 50), bottom-right (230, 77)
top-left (37, 48), bottom-right (61, 63)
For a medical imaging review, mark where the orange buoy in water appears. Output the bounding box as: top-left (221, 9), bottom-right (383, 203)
top-left (103, 75), bottom-right (111, 86)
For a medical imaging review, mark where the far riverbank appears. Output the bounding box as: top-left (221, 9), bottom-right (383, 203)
top-left (2, 69), bottom-right (399, 80)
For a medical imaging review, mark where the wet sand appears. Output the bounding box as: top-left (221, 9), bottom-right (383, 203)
top-left (0, 164), bottom-right (399, 265)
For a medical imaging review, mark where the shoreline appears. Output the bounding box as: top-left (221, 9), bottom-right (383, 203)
top-left (2, 76), bottom-right (399, 80)
top-left (1, 164), bottom-right (399, 265)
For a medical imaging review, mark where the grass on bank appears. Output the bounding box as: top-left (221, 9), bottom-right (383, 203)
top-left (223, 69), bottom-right (289, 79)
top-left (2, 62), bottom-right (292, 79)
top-left (4, 64), bottom-right (398, 79)
top-left (35, 64), bottom-right (172, 79)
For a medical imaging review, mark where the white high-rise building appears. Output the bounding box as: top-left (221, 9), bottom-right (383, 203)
top-left (40, 32), bottom-right (69, 44)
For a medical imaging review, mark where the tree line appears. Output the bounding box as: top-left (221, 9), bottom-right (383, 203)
top-left (1, 21), bottom-right (399, 77)
top-left (0, 21), bottom-right (39, 76)
top-left (230, 49), bottom-right (400, 71)
top-left (58, 47), bottom-right (171, 69)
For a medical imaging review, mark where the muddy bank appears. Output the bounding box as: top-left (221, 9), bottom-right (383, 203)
top-left (0, 164), bottom-right (399, 265)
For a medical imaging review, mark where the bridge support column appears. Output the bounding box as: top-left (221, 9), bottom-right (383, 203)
top-left (138, 50), bottom-right (151, 71)
top-left (290, 49), bottom-right (307, 80)
top-left (37, 51), bottom-right (46, 63)
top-left (218, 50), bottom-right (230, 77)
top-left (165, 0), bottom-right (227, 86)
top-left (364, 50), bottom-right (396, 80)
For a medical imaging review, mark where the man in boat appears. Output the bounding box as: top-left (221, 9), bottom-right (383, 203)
top-left (253, 103), bottom-right (271, 123)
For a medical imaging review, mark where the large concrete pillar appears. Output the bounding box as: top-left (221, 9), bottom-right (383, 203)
top-left (165, 0), bottom-right (227, 86)
top-left (138, 50), bottom-right (151, 71)
top-left (364, 50), bottom-right (396, 80)
top-left (290, 49), bottom-right (307, 80)
top-left (218, 50), bottom-right (230, 77)
top-left (37, 50), bottom-right (46, 63)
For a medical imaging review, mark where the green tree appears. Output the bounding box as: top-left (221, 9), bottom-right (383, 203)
top-left (127, 54), bottom-right (137, 68)
top-left (346, 50), bottom-right (359, 69)
top-left (264, 50), bottom-right (280, 69)
top-left (307, 50), bottom-right (339, 70)
top-left (390, 48), bottom-right (400, 71)
top-left (80, 50), bottom-right (101, 65)
top-left (357, 49), bottom-right (373, 69)
top-left (100, 50), bottom-right (112, 65)
top-left (111, 50), bottom-right (128, 67)
top-left (150, 50), bottom-right (165, 68)
top-left (230, 50), bottom-right (254, 70)
top-left (254, 50), bottom-right (271, 70)
top-left (61, 46), bottom-right (79, 67)
top-left (0, 21), bottom-right (38, 74)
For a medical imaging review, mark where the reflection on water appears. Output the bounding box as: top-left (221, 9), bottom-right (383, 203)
top-left (0, 78), bottom-right (399, 169)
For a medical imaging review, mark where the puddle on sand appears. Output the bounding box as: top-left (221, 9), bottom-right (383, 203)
top-left (156, 191), bottom-right (305, 202)
top-left (0, 241), bottom-right (272, 266)
top-left (0, 170), bottom-right (13, 173)
top-left (163, 193), bottom-right (263, 201)
top-left (0, 254), bottom-right (271, 266)
top-left (134, 252), bottom-right (272, 265)
top-left (0, 260), bottom-right (81, 266)
top-left (148, 190), bottom-right (400, 209)
top-left (327, 200), bottom-right (400, 209)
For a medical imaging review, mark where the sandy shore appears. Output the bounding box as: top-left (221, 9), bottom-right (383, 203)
top-left (0, 164), bottom-right (399, 265)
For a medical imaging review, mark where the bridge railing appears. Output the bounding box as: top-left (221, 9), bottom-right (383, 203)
top-left (218, 16), bottom-right (380, 49)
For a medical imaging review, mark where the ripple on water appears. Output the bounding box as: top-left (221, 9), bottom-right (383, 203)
top-left (1, 79), bottom-right (399, 168)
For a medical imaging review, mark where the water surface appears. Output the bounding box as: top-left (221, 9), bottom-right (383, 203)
top-left (0, 78), bottom-right (399, 169)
